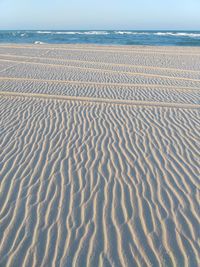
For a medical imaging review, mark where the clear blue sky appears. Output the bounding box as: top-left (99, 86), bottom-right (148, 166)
top-left (0, 0), bottom-right (200, 30)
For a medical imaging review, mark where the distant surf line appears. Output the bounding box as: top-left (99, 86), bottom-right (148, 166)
top-left (35, 31), bottom-right (200, 38)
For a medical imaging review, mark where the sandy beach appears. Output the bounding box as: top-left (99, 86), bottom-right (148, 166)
top-left (0, 44), bottom-right (200, 267)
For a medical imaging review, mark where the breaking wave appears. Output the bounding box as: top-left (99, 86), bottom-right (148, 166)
top-left (154, 32), bottom-right (200, 38)
top-left (36, 31), bottom-right (109, 35)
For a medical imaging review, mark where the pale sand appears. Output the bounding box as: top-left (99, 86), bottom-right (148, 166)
top-left (0, 45), bottom-right (200, 267)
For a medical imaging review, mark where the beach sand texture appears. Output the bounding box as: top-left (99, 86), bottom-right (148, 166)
top-left (0, 45), bottom-right (200, 267)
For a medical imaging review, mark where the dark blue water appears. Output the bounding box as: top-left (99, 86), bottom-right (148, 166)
top-left (1, 30), bottom-right (200, 46)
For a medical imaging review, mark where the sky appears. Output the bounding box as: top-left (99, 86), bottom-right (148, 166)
top-left (0, 0), bottom-right (200, 30)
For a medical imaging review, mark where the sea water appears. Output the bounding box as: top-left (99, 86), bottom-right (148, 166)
top-left (0, 30), bottom-right (200, 46)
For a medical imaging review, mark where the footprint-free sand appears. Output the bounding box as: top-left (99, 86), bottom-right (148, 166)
top-left (0, 44), bottom-right (200, 266)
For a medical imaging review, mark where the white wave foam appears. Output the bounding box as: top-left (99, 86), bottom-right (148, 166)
top-left (83, 31), bottom-right (109, 35)
top-left (154, 32), bottom-right (172, 36)
top-left (34, 41), bottom-right (46, 44)
top-left (115, 31), bottom-right (133, 35)
top-left (175, 33), bottom-right (200, 37)
top-left (36, 31), bottom-right (52, 34)
top-left (115, 31), bottom-right (150, 35)
top-left (35, 30), bottom-right (200, 38)
top-left (115, 31), bottom-right (200, 38)
top-left (154, 32), bottom-right (200, 38)
top-left (36, 31), bottom-right (109, 35)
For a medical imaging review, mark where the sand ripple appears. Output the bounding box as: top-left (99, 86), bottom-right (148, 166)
top-left (0, 96), bottom-right (199, 266)
top-left (0, 45), bottom-right (200, 266)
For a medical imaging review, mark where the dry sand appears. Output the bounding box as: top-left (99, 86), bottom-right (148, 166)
top-left (0, 44), bottom-right (200, 267)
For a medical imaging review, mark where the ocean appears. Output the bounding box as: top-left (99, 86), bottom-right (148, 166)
top-left (0, 30), bottom-right (200, 46)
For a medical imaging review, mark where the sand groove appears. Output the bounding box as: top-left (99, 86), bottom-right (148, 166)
top-left (1, 91), bottom-right (200, 109)
top-left (1, 77), bottom-right (200, 105)
top-left (1, 53), bottom-right (200, 74)
top-left (1, 57), bottom-right (200, 81)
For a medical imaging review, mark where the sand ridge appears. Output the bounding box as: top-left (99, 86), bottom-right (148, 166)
top-left (1, 91), bottom-right (200, 109)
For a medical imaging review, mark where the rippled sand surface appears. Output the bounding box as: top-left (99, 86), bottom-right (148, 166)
top-left (0, 45), bottom-right (200, 267)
